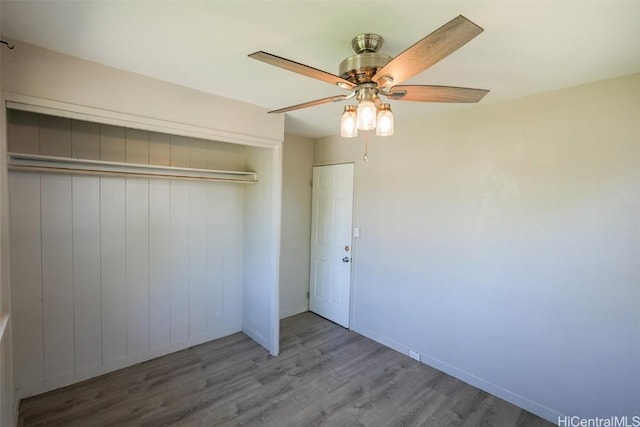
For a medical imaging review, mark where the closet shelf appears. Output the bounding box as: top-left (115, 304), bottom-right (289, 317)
top-left (8, 153), bottom-right (258, 184)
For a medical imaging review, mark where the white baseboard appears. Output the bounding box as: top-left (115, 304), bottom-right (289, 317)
top-left (351, 323), bottom-right (562, 425)
top-left (15, 324), bottom-right (241, 400)
top-left (351, 323), bottom-right (410, 354)
top-left (419, 352), bottom-right (562, 424)
top-left (279, 304), bottom-right (308, 319)
top-left (242, 324), bottom-right (268, 352)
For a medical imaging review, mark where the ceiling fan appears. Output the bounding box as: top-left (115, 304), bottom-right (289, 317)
top-left (249, 15), bottom-right (489, 137)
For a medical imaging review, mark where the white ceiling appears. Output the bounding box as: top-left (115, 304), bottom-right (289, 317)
top-left (2, 1), bottom-right (639, 139)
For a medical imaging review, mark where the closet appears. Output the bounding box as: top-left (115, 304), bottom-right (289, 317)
top-left (6, 106), bottom-right (280, 399)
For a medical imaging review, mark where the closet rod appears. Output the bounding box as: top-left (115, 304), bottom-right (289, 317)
top-left (8, 152), bottom-right (258, 184)
top-left (8, 165), bottom-right (259, 183)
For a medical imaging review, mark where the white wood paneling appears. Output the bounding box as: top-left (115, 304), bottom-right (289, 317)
top-left (39, 116), bottom-right (71, 157)
top-left (71, 120), bottom-right (100, 160)
top-left (8, 112), bottom-right (259, 398)
top-left (125, 179), bottom-right (150, 356)
top-left (170, 180), bottom-right (190, 343)
top-left (100, 125), bottom-right (125, 162)
top-left (221, 185), bottom-right (243, 326)
top-left (9, 173), bottom-right (43, 387)
top-left (206, 184), bottom-right (226, 329)
top-left (148, 132), bottom-right (171, 166)
top-left (190, 140), bottom-right (208, 170)
top-left (149, 180), bottom-right (171, 349)
top-left (170, 136), bottom-right (190, 168)
top-left (189, 182), bottom-right (208, 337)
top-left (41, 174), bottom-right (74, 379)
top-left (72, 176), bottom-right (102, 371)
top-left (100, 177), bottom-right (127, 364)
top-left (125, 129), bottom-right (149, 164)
top-left (11, 171), bottom-right (248, 397)
top-left (7, 109), bottom-right (39, 154)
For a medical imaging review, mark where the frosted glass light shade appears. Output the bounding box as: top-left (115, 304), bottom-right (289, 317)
top-left (376, 103), bottom-right (394, 136)
top-left (357, 100), bottom-right (377, 130)
top-left (340, 105), bottom-right (358, 138)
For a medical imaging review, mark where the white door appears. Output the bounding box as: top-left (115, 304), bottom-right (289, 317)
top-left (309, 163), bottom-right (354, 328)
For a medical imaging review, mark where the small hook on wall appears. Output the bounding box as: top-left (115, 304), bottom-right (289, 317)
top-left (1, 40), bottom-right (15, 50)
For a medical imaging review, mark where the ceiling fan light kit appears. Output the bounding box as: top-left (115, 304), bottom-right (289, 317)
top-left (249, 15), bottom-right (489, 139)
top-left (341, 105), bottom-right (358, 138)
top-left (355, 86), bottom-right (378, 131)
top-left (376, 103), bottom-right (394, 137)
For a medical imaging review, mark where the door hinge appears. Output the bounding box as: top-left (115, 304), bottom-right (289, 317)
top-left (307, 291), bottom-right (310, 299)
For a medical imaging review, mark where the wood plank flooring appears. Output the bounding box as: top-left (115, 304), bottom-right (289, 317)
top-left (18, 312), bottom-right (555, 426)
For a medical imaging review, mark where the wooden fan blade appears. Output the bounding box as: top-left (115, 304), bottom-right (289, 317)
top-left (268, 94), bottom-right (349, 114)
top-left (373, 15), bottom-right (483, 85)
top-left (249, 51), bottom-right (356, 89)
top-left (386, 85), bottom-right (489, 103)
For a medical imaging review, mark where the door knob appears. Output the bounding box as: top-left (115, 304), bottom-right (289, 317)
top-left (342, 257), bottom-right (350, 263)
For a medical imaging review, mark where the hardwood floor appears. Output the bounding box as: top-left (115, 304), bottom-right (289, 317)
top-left (18, 312), bottom-right (555, 426)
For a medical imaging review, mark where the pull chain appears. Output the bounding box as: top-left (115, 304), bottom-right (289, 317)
top-left (363, 131), bottom-right (369, 162)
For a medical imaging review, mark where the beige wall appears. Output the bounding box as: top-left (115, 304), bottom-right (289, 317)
top-left (1, 39), bottom-right (283, 143)
top-left (279, 133), bottom-right (313, 318)
top-left (314, 73), bottom-right (640, 421)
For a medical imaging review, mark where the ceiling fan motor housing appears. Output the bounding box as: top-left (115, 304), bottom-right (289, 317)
top-left (339, 34), bottom-right (392, 84)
